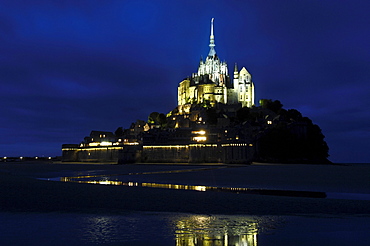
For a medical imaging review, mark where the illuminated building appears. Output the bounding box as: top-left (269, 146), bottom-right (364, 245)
top-left (61, 18), bottom-right (328, 164)
top-left (62, 19), bottom-right (257, 164)
top-left (178, 18), bottom-right (255, 108)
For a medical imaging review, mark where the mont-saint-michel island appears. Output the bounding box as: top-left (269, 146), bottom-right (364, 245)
top-left (62, 18), bottom-right (330, 165)
top-left (1, 12), bottom-right (370, 246)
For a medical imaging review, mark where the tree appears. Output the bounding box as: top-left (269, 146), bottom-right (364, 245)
top-left (287, 109), bottom-right (302, 121)
top-left (236, 107), bottom-right (250, 122)
top-left (206, 107), bottom-right (218, 125)
top-left (157, 113), bottom-right (167, 128)
top-left (258, 123), bottom-right (297, 162)
top-left (148, 111), bottom-right (167, 128)
top-left (260, 99), bottom-right (283, 113)
top-left (255, 104), bottom-right (330, 163)
top-left (115, 127), bottom-right (124, 137)
top-left (304, 124), bottom-right (329, 160)
top-left (148, 112), bottom-right (159, 124)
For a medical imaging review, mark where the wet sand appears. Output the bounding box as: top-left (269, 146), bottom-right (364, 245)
top-left (0, 162), bottom-right (369, 215)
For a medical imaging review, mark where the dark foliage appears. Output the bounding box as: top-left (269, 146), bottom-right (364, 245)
top-left (260, 99), bottom-right (283, 113)
top-left (114, 127), bottom-right (124, 137)
top-left (144, 99), bottom-right (330, 164)
top-left (206, 107), bottom-right (218, 125)
top-left (254, 100), bottom-right (330, 163)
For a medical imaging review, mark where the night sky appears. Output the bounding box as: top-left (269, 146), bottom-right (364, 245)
top-left (1, 0), bottom-right (369, 163)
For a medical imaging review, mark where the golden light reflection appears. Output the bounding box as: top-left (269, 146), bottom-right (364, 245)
top-left (57, 164), bottom-right (326, 199)
top-left (62, 178), bottom-right (211, 192)
top-left (60, 175), bottom-right (327, 199)
top-left (174, 215), bottom-right (258, 246)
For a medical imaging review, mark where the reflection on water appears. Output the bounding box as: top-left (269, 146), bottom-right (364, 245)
top-left (1, 211), bottom-right (369, 246)
top-left (60, 176), bottom-right (327, 198)
top-left (58, 166), bottom-right (226, 180)
top-left (0, 212), bottom-right (269, 246)
top-left (174, 215), bottom-right (258, 246)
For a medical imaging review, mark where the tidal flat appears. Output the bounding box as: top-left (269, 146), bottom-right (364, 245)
top-left (0, 162), bottom-right (369, 245)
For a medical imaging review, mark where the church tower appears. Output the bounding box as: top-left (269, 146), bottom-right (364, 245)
top-left (178, 19), bottom-right (255, 108)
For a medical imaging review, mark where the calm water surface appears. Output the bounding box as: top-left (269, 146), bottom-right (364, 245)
top-left (2, 163), bottom-right (369, 245)
top-left (0, 212), bottom-right (369, 246)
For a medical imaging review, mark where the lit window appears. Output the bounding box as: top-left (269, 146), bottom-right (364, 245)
top-left (267, 120), bottom-right (272, 125)
top-left (100, 142), bottom-right (112, 146)
top-left (195, 186), bottom-right (206, 191)
top-left (192, 130), bottom-right (206, 135)
top-left (193, 136), bottom-right (207, 142)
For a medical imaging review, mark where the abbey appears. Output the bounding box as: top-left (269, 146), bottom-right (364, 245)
top-left (178, 18), bottom-right (255, 108)
top-left (62, 19), bottom-right (330, 164)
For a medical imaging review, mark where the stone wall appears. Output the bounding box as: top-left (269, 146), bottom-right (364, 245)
top-left (141, 145), bottom-right (189, 163)
top-left (141, 144), bottom-right (254, 164)
top-left (62, 144), bottom-right (255, 164)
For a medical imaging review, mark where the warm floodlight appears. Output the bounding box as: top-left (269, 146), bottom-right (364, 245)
top-left (100, 142), bottom-right (113, 146)
top-left (193, 136), bottom-right (207, 142)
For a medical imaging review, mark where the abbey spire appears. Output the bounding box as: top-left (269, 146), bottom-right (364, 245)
top-left (178, 19), bottom-right (255, 108)
top-left (208, 18), bottom-right (216, 57)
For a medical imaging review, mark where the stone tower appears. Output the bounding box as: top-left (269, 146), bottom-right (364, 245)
top-left (178, 18), bottom-right (255, 108)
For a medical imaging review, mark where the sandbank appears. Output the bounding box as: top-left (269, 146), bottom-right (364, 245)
top-left (0, 162), bottom-right (369, 216)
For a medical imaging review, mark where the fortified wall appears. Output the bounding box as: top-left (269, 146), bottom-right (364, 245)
top-left (62, 143), bottom-right (255, 164)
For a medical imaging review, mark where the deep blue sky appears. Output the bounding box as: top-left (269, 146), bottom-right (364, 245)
top-left (0, 0), bottom-right (369, 163)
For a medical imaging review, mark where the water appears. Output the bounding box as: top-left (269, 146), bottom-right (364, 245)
top-left (2, 163), bottom-right (370, 245)
top-left (0, 212), bottom-right (369, 245)
top-left (41, 168), bottom-right (370, 201)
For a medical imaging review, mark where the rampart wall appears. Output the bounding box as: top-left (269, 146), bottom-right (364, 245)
top-left (62, 143), bottom-right (255, 164)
